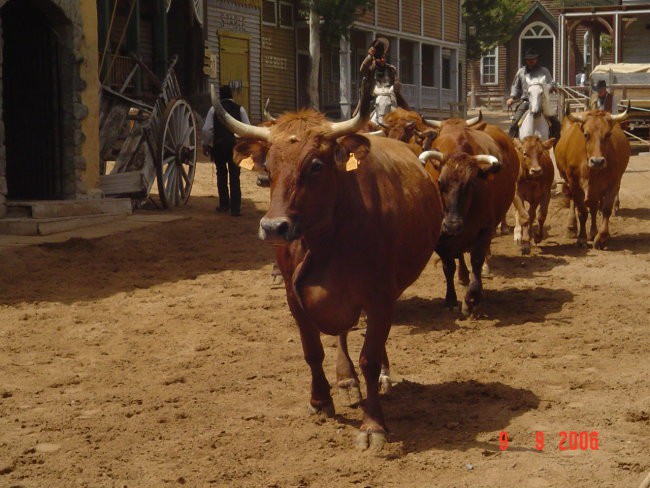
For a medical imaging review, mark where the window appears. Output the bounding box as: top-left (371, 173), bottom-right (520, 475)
top-left (330, 49), bottom-right (340, 82)
top-left (480, 47), bottom-right (498, 85)
top-left (279, 2), bottom-right (293, 28)
top-left (421, 44), bottom-right (435, 86)
top-left (442, 57), bottom-right (451, 89)
top-left (399, 40), bottom-right (414, 85)
top-left (262, 0), bottom-right (277, 26)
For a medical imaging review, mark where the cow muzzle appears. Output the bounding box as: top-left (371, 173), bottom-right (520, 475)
top-left (442, 217), bottom-right (464, 236)
top-left (259, 216), bottom-right (298, 242)
top-left (588, 157), bottom-right (606, 169)
top-left (529, 167), bottom-right (543, 177)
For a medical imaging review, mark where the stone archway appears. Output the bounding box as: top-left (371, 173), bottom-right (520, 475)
top-left (0, 0), bottom-right (88, 204)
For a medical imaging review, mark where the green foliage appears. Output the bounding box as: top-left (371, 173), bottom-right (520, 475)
top-left (299, 0), bottom-right (375, 44)
top-left (463, 0), bottom-right (528, 60)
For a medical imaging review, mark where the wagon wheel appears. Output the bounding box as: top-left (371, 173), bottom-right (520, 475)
top-left (155, 97), bottom-right (197, 208)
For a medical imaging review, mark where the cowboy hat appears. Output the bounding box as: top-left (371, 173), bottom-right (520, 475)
top-left (592, 79), bottom-right (607, 92)
top-left (524, 47), bottom-right (540, 60)
top-left (371, 37), bottom-right (390, 59)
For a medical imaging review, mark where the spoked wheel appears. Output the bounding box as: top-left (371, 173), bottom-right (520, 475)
top-left (155, 97), bottom-right (197, 208)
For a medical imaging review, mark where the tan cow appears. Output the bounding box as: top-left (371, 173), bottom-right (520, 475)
top-left (512, 136), bottom-right (555, 254)
top-left (555, 107), bottom-right (630, 248)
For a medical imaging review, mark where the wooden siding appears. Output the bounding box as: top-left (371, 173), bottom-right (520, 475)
top-left (402, 0), bottom-right (421, 35)
top-left (443, 0), bottom-right (458, 42)
top-left (261, 25), bottom-right (296, 115)
top-left (423, 0), bottom-right (442, 39)
top-left (377, 0), bottom-right (398, 31)
top-left (205, 1), bottom-right (261, 123)
top-left (622, 13), bottom-right (650, 63)
top-left (355, 1), bottom-right (374, 25)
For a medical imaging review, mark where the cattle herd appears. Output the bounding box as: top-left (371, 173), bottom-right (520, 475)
top-left (210, 78), bottom-right (632, 451)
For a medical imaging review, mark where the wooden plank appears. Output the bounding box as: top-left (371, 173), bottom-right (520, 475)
top-left (100, 171), bottom-right (147, 195)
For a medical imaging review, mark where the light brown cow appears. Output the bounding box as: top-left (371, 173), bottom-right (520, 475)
top-left (211, 82), bottom-right (443, 450)
top-left (512, 136), bottom-right (555, 255)
top-left (420, 119), bottom-right (518, 315)
top-left (555, 107), bottom-right (630, 249)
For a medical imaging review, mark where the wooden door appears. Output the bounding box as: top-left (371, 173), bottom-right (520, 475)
top-left (219, 33), bottom-right (250, 114)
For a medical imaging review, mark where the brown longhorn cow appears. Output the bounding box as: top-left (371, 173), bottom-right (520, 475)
top-left (419, 118), bottom-right (518, 315)
top-left (512, 136), bottom-right (556, 255)
top-left (211, 81), bottom-right (443, 450)
top-left (555, 107), bottom-right (630, 249)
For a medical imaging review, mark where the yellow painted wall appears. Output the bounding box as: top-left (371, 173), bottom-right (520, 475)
top-left (79, 1), bottom-right (101, 191)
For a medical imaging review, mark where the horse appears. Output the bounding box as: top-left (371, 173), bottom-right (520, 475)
top-left (518, 77), bottom-right (554, 141)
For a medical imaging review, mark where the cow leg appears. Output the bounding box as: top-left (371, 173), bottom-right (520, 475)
top-left (613, 190), bottom-right (621, 216)
top-left (512, 193), bottom-right (529, 252)
top-left (498, 214), bottom-right (510, 235)
top-left (336, 332), bottom-right (362, 407)
top-left (594, 189), bottom-right (617, 249)
top-left (573, 190), bottom-right (589, 246)
top-left (534, 192), bottom-right (550, 244)
top-left (379, 347), bottom-right (392, 395)
top-left (521, 201), bottom-right (536, 255)
top-left (566, 199), bottom-right (578, 238)
top-left (457, 254), bottom-right (470, 286)
top-left (588, 202), bottom-right (599, 242)
top-left (463, 232), bottom-right (490, 317)
top-left (286, 292), bottom-right (334, 418)
top-left (482, 246), bottom-right (492, 277)
top-left (355, 305), bottom-right (392, 451)
top-left (442, 256), bottom-right (458, 308)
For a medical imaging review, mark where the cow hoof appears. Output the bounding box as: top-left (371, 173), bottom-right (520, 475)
top-left (593, 235), bottom-right (608, 250)
top-left (458, 276), bottom-right (469, 286)
top-left (482, 263), bottom-right (491, 277)
top-left (521, 243), bottom-right (531, 255)
top-left (355, 429), bottom-right (387, 451)
top-left (461, 300), bottom-right (472, 317)
top-left (513, 228), bottom-right (522, 242)
top-left (338, 380), bottom-right (362, 407)
top-left (445, 298), bottom-right (459, 310)
top-left (576, 238), bottom-right (588, 248)
top-left (379, 374), bottom-right (392, 395)
top-left (308, 401), bottom-right (335, 418)
top-left (499, 225), bottom-right (511, 235)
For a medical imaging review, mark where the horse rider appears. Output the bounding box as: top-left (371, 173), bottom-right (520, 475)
top-left (506, 47), bottom-right (561, 139)
top-left (357, 36), bottom-right (410, 124)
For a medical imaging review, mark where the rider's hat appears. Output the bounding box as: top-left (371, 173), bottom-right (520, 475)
top-left (592, 79), bottom-right (607, 92)
top-left (524, 47), bottom-right (540, 60)
top-left (371, 37), bottom-right (390, 59)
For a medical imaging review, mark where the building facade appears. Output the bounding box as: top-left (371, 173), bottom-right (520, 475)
top-left (0, 0), bottom-right (102, 217)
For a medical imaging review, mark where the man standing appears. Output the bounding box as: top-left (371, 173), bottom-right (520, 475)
top-left (506, 47), bottom-right (560, 139)
top-left (592, 80), bottom-right (614, 113)
top-left (202, 85), bottom-right (250, 216)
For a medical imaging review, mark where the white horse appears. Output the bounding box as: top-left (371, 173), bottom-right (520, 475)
top-left (518, 77), bottom-right (554, 141)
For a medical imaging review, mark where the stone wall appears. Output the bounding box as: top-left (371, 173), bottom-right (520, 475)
top-left (0, 0), bottom-right (92, 217)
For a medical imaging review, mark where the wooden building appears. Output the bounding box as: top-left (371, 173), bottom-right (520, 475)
top-left (314, 0), bottom-right (465, 118)
top-left (467, 0), bottom-right (650, 109)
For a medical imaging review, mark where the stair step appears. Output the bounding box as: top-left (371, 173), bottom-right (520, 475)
top-left (6, 198), bottom-right (133, 219)
top-left (0, 213), bottom-right (128, 236)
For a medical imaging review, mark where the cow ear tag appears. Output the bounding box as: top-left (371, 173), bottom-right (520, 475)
top-left (346, 153), bottom-right (359, 172)
top-left (240, 156), bottom-right (255, 171)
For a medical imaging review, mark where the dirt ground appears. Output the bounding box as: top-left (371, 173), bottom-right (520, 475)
top-left (1, 119), bottom-right (649, 487)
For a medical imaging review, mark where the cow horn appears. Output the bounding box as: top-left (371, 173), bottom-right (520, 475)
top-left (465, 110), bottom-right (483, 126)
top-left (327, 75), bottom-right (373, 139)
top-left (424, 118), bottom-right (442, 128)
top-left (419, 150), bottom-right (445, 165)
top-left (366, 130), bottom-right (386, 137)
top-left (564, 103), bottom-right (585, 124)
top-left (474, 155), bottom-right (500, 166)
top-left (610, 100), bottom-right (630, 123)
top-left (263, 98), bottom-right (276, 122)
top-left (378, 122), bottom-right (389, 129)
top-left (211, 85), bottom-right (270, 141)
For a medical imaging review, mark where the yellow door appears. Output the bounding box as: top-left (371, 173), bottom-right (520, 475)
top-left (219, 33), bottom-right (250, 114)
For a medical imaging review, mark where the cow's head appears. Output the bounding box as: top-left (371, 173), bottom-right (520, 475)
top-left (419, 150), bottom-right (501, 235)
top-left (565, 104), bottom-right (629, 169)
top-left (514, 136), bottom-right (555, 178)
top-left (211, 82), bottom-right (373, 243)
top-left (423, 110), bottom-right (483, 130)
top-left (381, 108), bottom-right (424, 141)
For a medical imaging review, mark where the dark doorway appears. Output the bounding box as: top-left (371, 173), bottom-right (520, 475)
top-left (167, 0), bottom-right (203, 98)
top-left (2, 0), bottom-right (68, 200)
top-left (521, 38), bottom-right (555, 79)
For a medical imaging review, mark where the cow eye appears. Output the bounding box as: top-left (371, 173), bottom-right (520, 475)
top-left (584, 132), bottom-right (591, 140)
top-left (310, 158), bottom-right (324, 174)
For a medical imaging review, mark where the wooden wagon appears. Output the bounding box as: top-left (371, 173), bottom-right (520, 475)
top-left (99, 54), bottom-right (197, 209)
